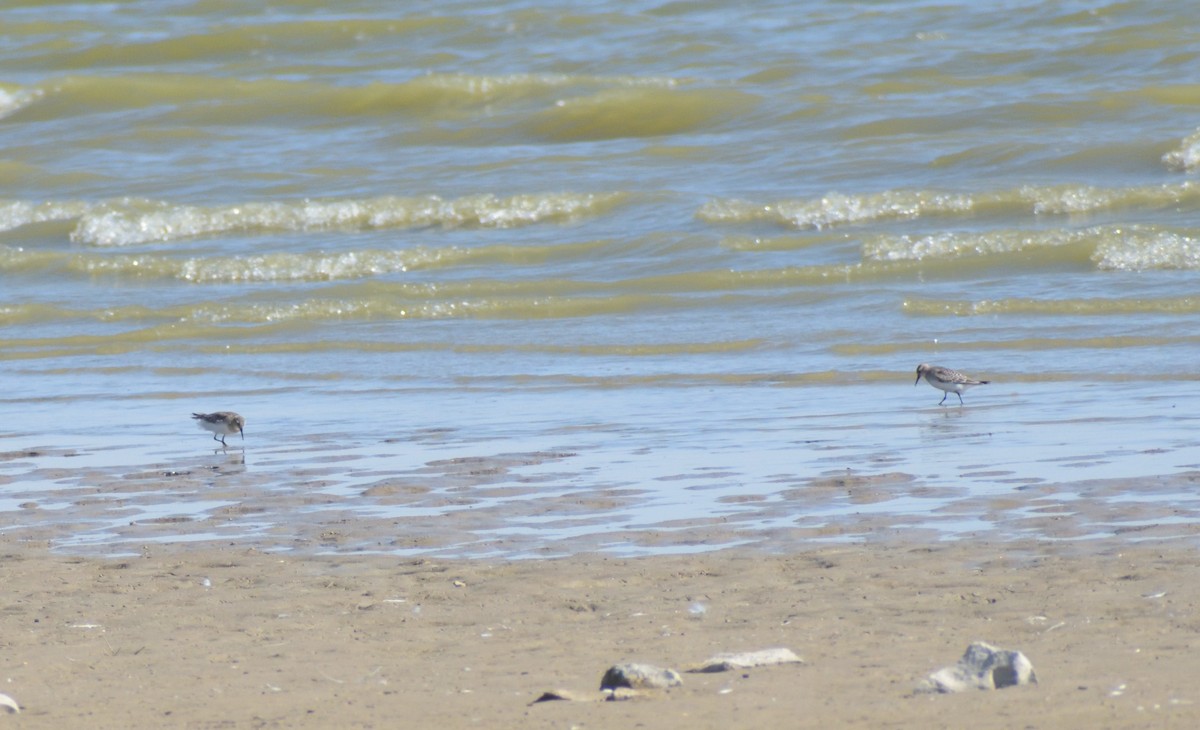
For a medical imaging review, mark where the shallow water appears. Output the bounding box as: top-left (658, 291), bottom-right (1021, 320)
top-left (3, 379), bottom-right (1200, 557)
top-left (3, 1), bottom-right (1200, 556)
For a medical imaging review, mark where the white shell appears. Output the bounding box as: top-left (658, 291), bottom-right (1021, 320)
top-left (688, 647), bottom-right (804, 673)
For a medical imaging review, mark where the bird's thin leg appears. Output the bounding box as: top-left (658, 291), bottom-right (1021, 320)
top-left (938, 392), bottom-right (948, 406)
top-left (212, 433), bottom-right (221, 443)
top-left (956, 392), bottom-right (964, 406)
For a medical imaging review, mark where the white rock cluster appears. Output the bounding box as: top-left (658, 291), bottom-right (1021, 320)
top-left (917, 641), bottom-right (1037, 693)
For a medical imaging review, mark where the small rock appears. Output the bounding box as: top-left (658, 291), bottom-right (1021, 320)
top-left (917, 641), bottom-right (1037, 693)
top-left (688, 647), bottom-right (804, 673)
top-left (530, 689), bottom-right (584, 703)
top-left (600, 663), bottom-right (683, 691)
top-left (602, 687), bottom-right (646, 701)
top-left (529, 687), bottom-right (647, 704)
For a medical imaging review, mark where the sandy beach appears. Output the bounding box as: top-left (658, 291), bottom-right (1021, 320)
top-left (1, 533), bottom-right (1197, 729)
top-left (7, 2), bottom-right (1200, 727)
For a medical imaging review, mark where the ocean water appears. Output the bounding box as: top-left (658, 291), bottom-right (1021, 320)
top-left (3, 0), bottom-right (1200, 557)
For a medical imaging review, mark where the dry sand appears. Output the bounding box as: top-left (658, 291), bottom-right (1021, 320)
top-left (1, 535), bottom-right (1197, 728)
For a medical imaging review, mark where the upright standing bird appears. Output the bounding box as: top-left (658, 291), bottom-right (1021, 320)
top-left (192, 411), bottom-right (245, 446)
top-left (914, 364), bottom-right (989, 406)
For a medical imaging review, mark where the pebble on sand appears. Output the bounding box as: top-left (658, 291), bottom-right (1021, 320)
top-left (687, 647), bottom-right (804, 673)
top-left (917, 641), bottom-right (1037, 693)
top-left (599, 663), bottom-right (683, 692)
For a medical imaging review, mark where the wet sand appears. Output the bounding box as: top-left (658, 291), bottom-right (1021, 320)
top-left (3, 445), bottom-right (1200, 727)
top-left (2, 532), bottom-right (1198, 728)
top-left (6, 438), bottom-right (1200, 559)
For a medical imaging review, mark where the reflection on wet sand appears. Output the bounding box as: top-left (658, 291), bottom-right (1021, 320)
top-left (2, 438), bottom-right (1199, 558)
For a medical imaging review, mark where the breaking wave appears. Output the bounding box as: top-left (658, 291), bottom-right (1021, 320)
top-left (698, 182), bottom-right (1200, 230)
top-left (863, 224), bottom-right (1200, 271)
top-left (1163, 127), bottom-right (1200, 172)
top-left (0, 192), bottom-right (626, 246)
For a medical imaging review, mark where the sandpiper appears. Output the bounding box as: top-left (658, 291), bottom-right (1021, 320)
top-left (914, 364), bottom-right (989, 406)
top-left (192, 411), bottom-right (245, 446)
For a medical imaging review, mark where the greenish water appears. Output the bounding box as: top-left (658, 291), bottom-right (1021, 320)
top-left (2, 0), bottom-right (1200, 556)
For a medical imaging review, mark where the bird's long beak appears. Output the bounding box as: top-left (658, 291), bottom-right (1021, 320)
top-left (239, 427), bottom-right (245, 440)
top-left (914, 375), bottom-right (920, 386)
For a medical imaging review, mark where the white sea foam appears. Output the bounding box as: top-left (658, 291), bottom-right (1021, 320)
top-left (68, 193), bottom-right (626, 246)
top-left (1093, 229), bottom-right (1200, 271)
top-left (698, 190), bottom-right (974, 229)
top-left (699, 182), bottom-right (1200, 230)
top-left (1163, 128), bottom-right (1200, 171)
top-left (862, 228), bottom-right (1090, 261)
top-left (0, 199), bottom-right (91, 232)
top-left (0, 86), bottom-right (41, 119)
top-left (866, 224), bottom-right (1200, 272)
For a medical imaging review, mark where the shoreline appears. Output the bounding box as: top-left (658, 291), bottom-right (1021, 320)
top-left (4, 436), bottom-right (1200, 561)
top-left (1, 533), bottom-right (1197, 728)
